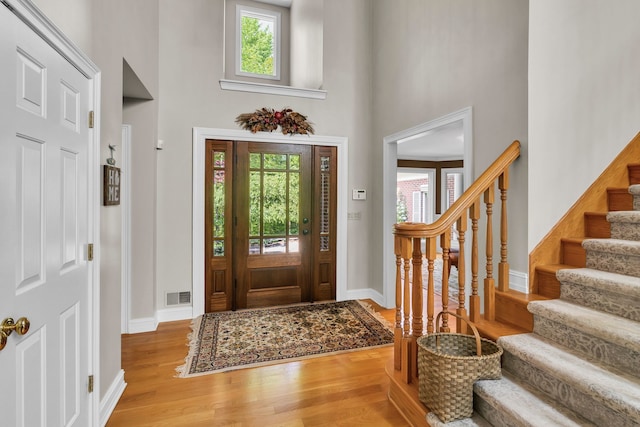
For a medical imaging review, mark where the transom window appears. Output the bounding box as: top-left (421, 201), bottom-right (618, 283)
top-left (236, 5), bottom-right (281, 80)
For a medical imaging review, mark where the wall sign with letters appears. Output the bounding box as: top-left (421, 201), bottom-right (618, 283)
top-left (103, 165), bottom-right (121, 206)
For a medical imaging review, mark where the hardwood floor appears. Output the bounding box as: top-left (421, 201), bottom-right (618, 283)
top-left (106, 301), bottom-right (410, 426)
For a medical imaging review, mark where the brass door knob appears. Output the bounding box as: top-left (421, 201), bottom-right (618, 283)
top-left (0, 317), bottom-right (29, 351)
top-left (1, 317), bottom-right (30, 337)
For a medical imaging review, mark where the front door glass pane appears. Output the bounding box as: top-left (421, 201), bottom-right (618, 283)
top-left (263, 171), bottom-right (287, 235)
top-left (249, 171), bottom-right (261, 236)
top-left (289, 173), bottom-right (299, 235)
top-left (248, 152), bottom-right (301, 254)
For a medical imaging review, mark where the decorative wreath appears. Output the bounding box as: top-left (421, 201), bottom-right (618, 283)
top-left (235, 108), bottom-right (315, 135)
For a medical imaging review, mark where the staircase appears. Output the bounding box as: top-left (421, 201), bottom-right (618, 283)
top-left (427, 168), bottom-right (640, 426)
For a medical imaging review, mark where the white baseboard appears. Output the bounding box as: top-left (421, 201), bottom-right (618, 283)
top-left (157, 306), bottom-right (193, 323)
top-left (344, 287), bottom-right (388, 308)
top-left (127, 316), bottom-right (158, 334)
top-left (509, 269), bottom-right (529, 294)
top-left (100, 369), bottom-right (127, 427)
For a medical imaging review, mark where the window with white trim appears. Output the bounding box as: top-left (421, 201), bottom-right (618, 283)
top-left (236, 5), bottom-right (281, 80)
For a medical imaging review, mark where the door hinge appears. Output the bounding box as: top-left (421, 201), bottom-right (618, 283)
top-left (87, 243), bottom-right (94, 261)
top-left (88, 111), bottom-right (94, 129)
top-left (88, 375), bottom-right (94, 393)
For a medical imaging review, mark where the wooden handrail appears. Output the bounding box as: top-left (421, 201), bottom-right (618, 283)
top-left (394, 140), bottom-right (521, 238)
top-left (392, 140), bottom-right (520, 387)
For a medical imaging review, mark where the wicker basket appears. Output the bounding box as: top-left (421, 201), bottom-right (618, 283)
top-left (417, 311), bottom-right (503, 423)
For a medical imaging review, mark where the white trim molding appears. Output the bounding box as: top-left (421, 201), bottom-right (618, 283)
top-left (219, 79), bottom-right (327, 99)
top-left (157, 306), bottom-right (193, 323)
top-left (99, 369), bottom-right (127, 427)
top-left (121, 125), bottom-right (132, 333)
top-left (192, 128), bottom-right (348, 317)
top-left (509, 269), bottom-right (529, 294)
top-left (127, 317), bottom-right (159, 334)
top-left (345, 288), bottom-right (386, 309)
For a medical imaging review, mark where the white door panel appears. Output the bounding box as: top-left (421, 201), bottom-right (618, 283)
top-left (1, 4), bottom-right (92, 426)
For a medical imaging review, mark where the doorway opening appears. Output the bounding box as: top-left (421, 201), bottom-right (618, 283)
top-left (382, 107), bottom-right (473, 308)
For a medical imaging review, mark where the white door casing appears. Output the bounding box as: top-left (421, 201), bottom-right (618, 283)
top-left (0, 1), bottom-right (100, 426)
top-left (121, 125), bottom-right (131, 333)
top-left (383, 107), bottom-right (473, 308)
top-left (192, 128), bottom-right (348, 317)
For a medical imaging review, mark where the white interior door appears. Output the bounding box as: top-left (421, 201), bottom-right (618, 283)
top-left (0, 4), bottom-right (93, 426)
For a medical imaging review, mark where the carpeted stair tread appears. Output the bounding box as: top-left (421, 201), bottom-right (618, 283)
top-left (582, 238), bottom-right (640, 255)
top-left (498, 333), bottom-right (640, 424)
top-left (632, 185), bottom-right (640, 210)
top-left (607, 210), bottom-right (640, 223)
top-left (557, 268), bottom-right (640, 298)
top-left (556, 268), bottom-right (640, 322)
top-left (583, 238), bottom-right (640, 277)
top-left (426, 412), bottom-right (492, 427)
top-left (527, 299), bottom-right (640, 353)
top-left (473, 372), bottom-right (597, 427)
top-left (607, 211), bottom-right (640, 241)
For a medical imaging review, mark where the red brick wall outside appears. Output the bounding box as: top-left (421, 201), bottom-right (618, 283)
top-left (397, 178), bottom-right (429, 222)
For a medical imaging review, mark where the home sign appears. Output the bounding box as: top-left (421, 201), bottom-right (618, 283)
top-left (103, 165), bottom-right (121, 206)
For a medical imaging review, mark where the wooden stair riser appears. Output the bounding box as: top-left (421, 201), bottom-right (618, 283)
top-left (584, 212), bottom-right (610, 238)
top-left (629, 164), bottom-right (640, 185)
top-left (535, 268), bottom-right (561, 298)
top-left (561, 239), bottom-right (586, 267)
top-left (607, 188), bottom-right (634, 211)
top-left (494, 291), bottom-right (533, 331)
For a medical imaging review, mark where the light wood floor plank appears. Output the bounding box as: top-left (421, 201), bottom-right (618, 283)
top-left (106, 300), bottom-right (410, 426)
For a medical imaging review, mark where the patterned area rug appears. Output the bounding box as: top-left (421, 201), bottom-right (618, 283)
top-left (177, 300), bottom-right (394, 377)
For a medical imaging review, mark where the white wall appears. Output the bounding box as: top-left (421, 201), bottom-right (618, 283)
top-left (290, 0), bottom-right (323, 89)
top-left (371, 0), bottom-right (530, 281)
top-left (156, 0), bottom-right (374, 307)
top-left (91, 0), bottom-right (159, 397)
top-left (31, 0), bottom-right (93, 56)
top-left (528, 0), bottom-right (640, 250)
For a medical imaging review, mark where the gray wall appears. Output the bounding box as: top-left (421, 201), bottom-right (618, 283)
top-left (371, 0), bottom-right (530, 282)
top-left (156, 0), bottom-right (375, 307)
top-left (528, 0), bottom-right (640, 249)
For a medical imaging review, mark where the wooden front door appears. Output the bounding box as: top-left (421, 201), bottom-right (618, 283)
top-left (204, 140), bottom-right (336, 311)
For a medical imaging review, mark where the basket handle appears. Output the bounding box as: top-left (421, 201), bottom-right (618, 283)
top-left (435, 311), bottom-right (482, 356)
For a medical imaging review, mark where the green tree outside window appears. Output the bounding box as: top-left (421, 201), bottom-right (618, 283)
top-left (241, 15), bottom-right (275, 76)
